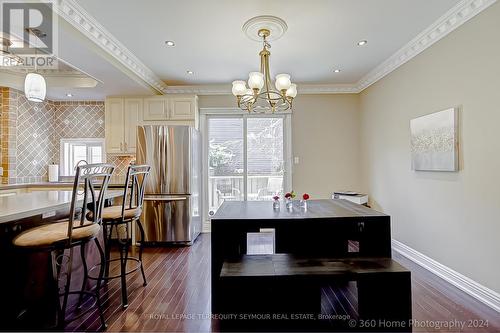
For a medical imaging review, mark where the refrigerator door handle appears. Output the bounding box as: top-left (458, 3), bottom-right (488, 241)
top-left (143, 196), bottom-right (188, 201)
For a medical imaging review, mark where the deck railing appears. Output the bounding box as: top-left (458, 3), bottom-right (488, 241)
top-left (208, 175), bottom-right (283, 212)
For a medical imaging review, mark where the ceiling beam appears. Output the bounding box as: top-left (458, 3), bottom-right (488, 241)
top-left (53, 0), bottom-right (168, 94)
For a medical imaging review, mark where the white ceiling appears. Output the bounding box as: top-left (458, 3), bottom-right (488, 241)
top-left (0, 2), bottom-right (155, 101)
top-left (74, 0), bottom-right (461, 86)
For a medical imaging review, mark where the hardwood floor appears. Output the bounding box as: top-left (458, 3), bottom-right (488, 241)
top-left (69, 234), bottom-right (500, 332)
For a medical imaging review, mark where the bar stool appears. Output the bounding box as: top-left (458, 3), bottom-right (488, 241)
top-left (89, 164), bottom-right (150, 308)
top-left (12, 163), bottom-right (114, 330)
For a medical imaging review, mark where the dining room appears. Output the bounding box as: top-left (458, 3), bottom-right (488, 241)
top-left (1, 0), bottom-right (500, 332)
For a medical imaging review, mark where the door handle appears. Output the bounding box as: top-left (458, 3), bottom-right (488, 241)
top-left (144, 196), bottom-right (187, 201)
top-left (124, 142), bottom-right (128, 151)
top-left (120, 142), bottom-right (123, 151)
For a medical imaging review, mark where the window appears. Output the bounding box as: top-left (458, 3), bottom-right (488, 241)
top-left (60, 138), bottom-right (105, 176)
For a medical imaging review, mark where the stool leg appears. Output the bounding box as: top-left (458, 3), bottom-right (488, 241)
top-left (136, 219), bottom-right (148, 286)
top-left (119, 225), bottom-right (129, 308)
top-left (77, 243), bottom-right (88, 309)
top-left (60, 247), bottom-right (74, 329)
top-left (50, 250), bottom-right (64, 329)
top-left (103, 224), bottom-right (112, 280)
top-left (94, 238), bottom-right (107, 330)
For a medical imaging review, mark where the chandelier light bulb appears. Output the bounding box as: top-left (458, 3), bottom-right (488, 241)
top-left (275, 74), bottom-right (291, 91)
top-left (248, 72), bottom-right (264, 90)
top-left (232, 80), bottom-right (247, 96)
top-left (242, 88), bottom-right (254, 102)
top-left (24, 72), bottom-right (46, 102)
top-left (286, 83), bottom-right (297, 98)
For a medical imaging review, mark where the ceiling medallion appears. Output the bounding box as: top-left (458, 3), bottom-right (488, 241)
top-left (232, 16), bottom-right (296, 113)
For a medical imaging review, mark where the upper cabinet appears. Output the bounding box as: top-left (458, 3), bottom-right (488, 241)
top-left (169, 97), bottom-right (196, 120)
top-left (105, 94), bottom-right (198, 155)
top-left (123, 98), bottom-right (142, 153)
top-left (105, 98), bottom-right (125, 154)
top-left (143, 97), bottom-right (169, 121)
top-left (105, 97), bottom-right (141, 155)
top-left (143, 95), bottom-right (197, 121)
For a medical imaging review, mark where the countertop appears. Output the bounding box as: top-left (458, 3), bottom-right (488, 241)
top-left (213, 199), bottom-right (386, 221)
top-left (0, 190), bottom-right (123, 224)
top-left (0, 179), bottom-right (127, 190)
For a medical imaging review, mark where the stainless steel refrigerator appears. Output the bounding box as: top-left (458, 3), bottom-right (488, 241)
top-left (136, 125), bottom-right (201, 244)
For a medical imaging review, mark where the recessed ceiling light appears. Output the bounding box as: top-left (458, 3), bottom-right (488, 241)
top-left (333, 69), bottom-right (341, 73)
top-left (66, 93), bottom-right (73, 97)
top-left (187, 70), bottom-right (194, 75)
top-left (357, 40), bottom-right (368, 46)
top-left (165, 40), bottom-right (175, 47)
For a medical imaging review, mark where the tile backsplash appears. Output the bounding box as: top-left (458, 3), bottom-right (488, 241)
top-left (0, 88), bottom-right (133, 184)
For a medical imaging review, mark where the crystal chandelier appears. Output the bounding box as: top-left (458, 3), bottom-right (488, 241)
top-left (232, 25), bottom-right (297, 113)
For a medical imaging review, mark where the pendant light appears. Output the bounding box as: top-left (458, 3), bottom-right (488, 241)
top-left (24, 47), bottom-right (46, 103)
top-left (24, 72), bottom-right (46, 102)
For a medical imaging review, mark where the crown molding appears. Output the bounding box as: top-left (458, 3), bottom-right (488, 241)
top-left (164, 83), bottom-right (359, 95)
top-left (356, 0), bottom-right (497, 92)
top-left (54, 0), bottom-right (167, 94)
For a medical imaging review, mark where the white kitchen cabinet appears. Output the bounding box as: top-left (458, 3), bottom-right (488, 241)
top-left (105, 95), bottom-right (198, 154)
top-left (105, 98), bottom-right (125, 154)
top-left (105, 98), bottom-right (141, 155)
top-left (143, 97), bottom-right (169, 120)
top-left (123, 98), bottom-right (142, 153)
top-left (169, 96), bottom-right (196, 120)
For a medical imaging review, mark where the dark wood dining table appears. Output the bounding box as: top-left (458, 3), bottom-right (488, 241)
top-left (211, 199), bottom-right (411, 331)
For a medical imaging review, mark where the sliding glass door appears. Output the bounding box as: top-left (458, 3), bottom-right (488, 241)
top-left (205, 113), bottom-right (290, 218)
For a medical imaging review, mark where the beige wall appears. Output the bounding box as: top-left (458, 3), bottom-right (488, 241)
top-left (292, 94), bottom-right (360, 198)
top-left (359, 2), bottom-right (500, 293)
top-left (199, 94), bottom-right (361, 199)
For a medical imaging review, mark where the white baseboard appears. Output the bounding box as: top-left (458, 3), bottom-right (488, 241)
top-left (392, 239), bottom-right (500, 313)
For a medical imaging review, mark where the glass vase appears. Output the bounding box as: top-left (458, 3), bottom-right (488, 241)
top-left (300, 199), bottom-right (308, 211)
top-left (273, 199), bottom-right (280, 210)
top-left (285, 198), bottom-right (293, 210)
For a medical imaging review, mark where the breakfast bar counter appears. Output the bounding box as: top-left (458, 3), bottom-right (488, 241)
top-left (0, 189), bottom-right (123, 224)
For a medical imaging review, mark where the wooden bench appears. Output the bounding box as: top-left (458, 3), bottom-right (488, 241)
top-left (218, 254), bottom-right (412, 332)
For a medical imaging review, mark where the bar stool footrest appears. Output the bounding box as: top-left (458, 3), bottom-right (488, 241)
top-left (88, 257), bottom-right (143, 281)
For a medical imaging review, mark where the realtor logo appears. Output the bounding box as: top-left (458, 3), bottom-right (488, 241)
top-left (1, 0), bottom-right (58, 68)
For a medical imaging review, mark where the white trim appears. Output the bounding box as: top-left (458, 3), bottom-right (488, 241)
top-left (201, 111), bottom-right (292, 231)
top-left (166, 84), bottom-right (359, 95)
top-left (283, 114), bottom-right (293, 192)
top-left (54, 0), bottom-right (167, 94)
top-left (59, 138), bottom-right (106, 176)
top-left (199, 112), bottom-right (211, 232)
top-left (200, 107), bottom-right (292, 115)
top-left (392, 239), bottom-right (500, 313)
top-left (357, 0), bottom-right (498, 91)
